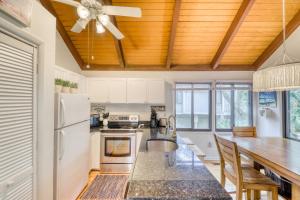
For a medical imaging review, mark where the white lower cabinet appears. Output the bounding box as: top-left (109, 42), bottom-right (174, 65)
top-left (90, 132), bottom-right (100, 170)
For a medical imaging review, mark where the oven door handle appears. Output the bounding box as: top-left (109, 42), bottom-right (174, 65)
top-left (101, 133), bottom-right (136, 137)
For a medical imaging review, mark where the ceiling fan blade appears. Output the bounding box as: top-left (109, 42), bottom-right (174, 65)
top-left (102, 6), bottom-right (142, 18)
top-left (71, 18), bottom-right (90, 33)
top-left (102, 20), bottom-right (124, 40)
top-left (52, 0), bottom-right (81, 7)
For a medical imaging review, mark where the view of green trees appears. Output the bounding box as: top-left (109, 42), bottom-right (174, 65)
top-left (288, 90), bottom-right (300, 139)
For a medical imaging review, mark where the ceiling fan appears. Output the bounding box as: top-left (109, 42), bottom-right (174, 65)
top-left (53, 0), bottom-right (142, 39)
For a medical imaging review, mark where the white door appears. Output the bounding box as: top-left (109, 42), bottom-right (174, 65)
top-left (87, 78), bottom-right (108, 103)
top-left (147, 79), bottom-right (165, 104)
top-left (108, 79), bottom-right (127, 103)
top-left (127, 79), bottom-right (147, 103)
top-left (54, 121), bottom-right (90, 200)
top-left (0, 32), bottom-right (37, 199)
top-left (55, 93), bottom-right (90, 129)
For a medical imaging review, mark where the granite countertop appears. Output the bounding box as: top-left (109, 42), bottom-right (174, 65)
top-left (126, 128), bottom-right (232, 200)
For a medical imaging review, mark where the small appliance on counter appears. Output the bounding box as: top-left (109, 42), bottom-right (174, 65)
top-left (158, 117), bottom-right (168, 127)
top-left (150, 109), bottom-right (158, 128)
top-left (90, 113), bottom-right (100, 128)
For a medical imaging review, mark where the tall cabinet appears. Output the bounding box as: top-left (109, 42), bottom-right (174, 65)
top-left (0, 32), bottom-right (37, 200)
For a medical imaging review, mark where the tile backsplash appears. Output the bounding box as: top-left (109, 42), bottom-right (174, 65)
top-left (90, 103), bottom-right (171, 121)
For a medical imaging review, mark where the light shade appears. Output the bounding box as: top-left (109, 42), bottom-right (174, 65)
top-left (253, 63), bottom-right (300, 92)
top-left (96, 21), bottom-right (105, 33)
top-left (77, 5), bottom-right (90, 19)
top-left (98, 15), bottom-right (110, 25)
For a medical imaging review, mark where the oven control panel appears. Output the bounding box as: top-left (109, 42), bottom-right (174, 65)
top-left (108, 114), bottom-right (139, 122)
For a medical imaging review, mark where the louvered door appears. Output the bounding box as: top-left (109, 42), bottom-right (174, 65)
top-left (0, 32), bottom-right (37, 200)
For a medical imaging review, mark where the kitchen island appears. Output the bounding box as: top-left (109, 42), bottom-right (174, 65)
top-left (125, 128), bottom-right (232, 200)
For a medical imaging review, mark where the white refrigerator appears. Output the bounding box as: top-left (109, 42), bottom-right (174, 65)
top-left (54, 93), bottom-right (90, 200)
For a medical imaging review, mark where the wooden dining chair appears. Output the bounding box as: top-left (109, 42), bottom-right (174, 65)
top-left (232, 127), bottom-right (256, 137)
top-left (214, 134), bottom-right (279, 200)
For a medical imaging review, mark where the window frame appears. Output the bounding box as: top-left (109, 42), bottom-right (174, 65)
top-left (215, 82), bottom-right (253, 132)
top-left (175, 82), bottom-right (212, 131)
top-left (283, 91), bottom-right (300, 142)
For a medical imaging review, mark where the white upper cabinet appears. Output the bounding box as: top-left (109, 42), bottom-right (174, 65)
top-left (127, 79), bottom-right (147, 103)
top-left (108, 78), bottom-right (127, 103)
top-left (87, 78), bottom-right (108, 103)
top-left (147, 79), bottom-right (165, 104)
top-left (86, 78), bottom-right (165, 104)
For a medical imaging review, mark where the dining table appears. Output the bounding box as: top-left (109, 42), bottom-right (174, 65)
top-left (222, 136), bottom-right (300, 200)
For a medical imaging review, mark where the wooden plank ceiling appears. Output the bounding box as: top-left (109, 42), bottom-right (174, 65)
top-left (45, 0), bottom-right (300, 71)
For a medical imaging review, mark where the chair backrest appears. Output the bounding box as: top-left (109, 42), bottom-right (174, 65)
top-left (214, 134), bottom-right (243, 184)
top-left (233, 127), bottom-right (256, 137)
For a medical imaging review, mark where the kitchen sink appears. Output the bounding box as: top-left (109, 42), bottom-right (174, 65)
top-left (146, 140), bottom-right (178, 153)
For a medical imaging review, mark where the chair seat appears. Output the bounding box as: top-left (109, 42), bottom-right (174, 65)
top-left (225, 165), bottom-right (279, 186)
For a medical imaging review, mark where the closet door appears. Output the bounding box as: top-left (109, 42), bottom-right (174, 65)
top-left (0, 32), bottom-right (37, 200)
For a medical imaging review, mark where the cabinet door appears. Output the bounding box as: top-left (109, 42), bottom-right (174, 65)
top-left (127, 79), bottom-right (147, 103)
top-left (90, 132), bottom-right (100, 170)
top-left (108, 79), bottom-right (127, 103)
top-left (147, 80), bottom-right (165, 104)
top-left (87, 79), bottom-right (108, 103)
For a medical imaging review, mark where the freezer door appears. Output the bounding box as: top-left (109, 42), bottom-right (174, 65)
top-left (55, 93), bottom-right (90, 129)
top-left (54, 121), bottom-right (90, 200)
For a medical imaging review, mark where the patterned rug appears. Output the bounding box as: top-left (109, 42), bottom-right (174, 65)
top-left (81, 175), bottom-right (128, 200)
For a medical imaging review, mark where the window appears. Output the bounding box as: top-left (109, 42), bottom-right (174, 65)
top-left (176, 83), bottom-right (211, 130)
top-left (285, 90), bottom-right (300, 140)
top-left (216, 83), bottom-right (252, 131)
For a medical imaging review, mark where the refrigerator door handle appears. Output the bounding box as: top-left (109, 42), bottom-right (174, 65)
top-left (60, 99), bottom-right (66, 127)
top-left (59, 130), bottom-right (66, 160)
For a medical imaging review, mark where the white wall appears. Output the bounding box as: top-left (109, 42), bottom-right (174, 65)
top-left (26, 2), bottom-right (56, 200)
top-left (261, 26), bottom-right (300, 68)
top-left (55, 31), bottom-right (82, 74)
top-left (254, 92), bottom-right (283, 137)
top-left (0, 2), bottom-right (56, 200)
top-left (82, 71), bottom-right (253, 81)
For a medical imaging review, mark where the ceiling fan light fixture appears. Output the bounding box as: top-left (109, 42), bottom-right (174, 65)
top-left (77, 5), bottom-right (90, 19)
top-left (96, 21), bottom-right (105, 33)
top-left (99, 14), bottom-right (110, 25)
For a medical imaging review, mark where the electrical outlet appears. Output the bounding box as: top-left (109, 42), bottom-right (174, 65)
top-left (208, 142), bottom-right (212, 148)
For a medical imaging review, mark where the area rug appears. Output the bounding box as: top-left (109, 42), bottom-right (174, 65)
top-left (81, 175), bottom-right (128, 200)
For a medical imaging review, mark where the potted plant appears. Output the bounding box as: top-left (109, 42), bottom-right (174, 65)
top-left (102, 112), bottom-right (109, 127)
top-left (55, 78), bottom-right (63, 93)
top-left (62, 80), bottom-right (71, 93)
top-left (70, 82), bottom-right (78, 94)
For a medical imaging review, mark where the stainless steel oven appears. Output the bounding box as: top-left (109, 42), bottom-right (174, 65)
top-left (100, 129), bottom-right (136, 173)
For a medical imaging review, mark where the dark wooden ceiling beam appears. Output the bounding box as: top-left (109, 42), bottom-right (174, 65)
top-left (211, 0), bottom-right (255, 69)
top-left (85, 64), bottom-right (256, 71)
top-left (40, 0), bottom-right (85, 68)
top-left (166, 0), bottom-right (182, 69)
top-left (103, 0), bottom-right (126, 68)
top-left (253, 10), bottom-right (300, 68)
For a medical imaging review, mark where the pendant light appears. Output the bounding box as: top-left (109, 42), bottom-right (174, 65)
top-left (86, 22), bottom-right (90, 69)
top-left (253, 0), bottom-right (300, 92)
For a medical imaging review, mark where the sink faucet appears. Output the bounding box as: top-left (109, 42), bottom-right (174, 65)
top-left (168, 115), bottom-right (176, 137)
